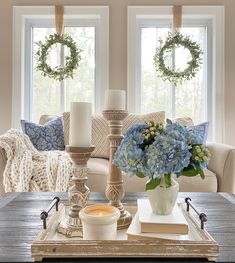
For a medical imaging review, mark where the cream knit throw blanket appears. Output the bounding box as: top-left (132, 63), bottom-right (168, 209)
top-left (0, 129), bottom-right (72, 192)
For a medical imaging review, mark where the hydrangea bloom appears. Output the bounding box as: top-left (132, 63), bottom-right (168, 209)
top-left (113, 123), bottom-right (147, 177)
top-left (113, 120), bottom-right (210, 190)
top-left (146, 135), bottom-right (191, 176)
top-left (164, 122), bottom-right (203, 145)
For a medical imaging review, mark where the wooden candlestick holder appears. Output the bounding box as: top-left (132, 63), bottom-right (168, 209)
top-left (102, 110), bottom-right (132, 229)
top-left (57, 146), bottom-right (95, 237)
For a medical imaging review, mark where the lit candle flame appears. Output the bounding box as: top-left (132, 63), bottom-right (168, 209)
top-left (99, 212), bottom-right (103, 216)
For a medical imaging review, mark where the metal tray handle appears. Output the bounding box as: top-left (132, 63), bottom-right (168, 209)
top-left (185, 197), bottom-right (207, 230)
top-left (40, 197), bottom-right (60, 229)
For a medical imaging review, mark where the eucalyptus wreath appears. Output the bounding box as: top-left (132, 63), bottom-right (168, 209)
top-left (36, 33), bottom-right (82, 81)
top-left (153, 32), bottom-right (203, 86)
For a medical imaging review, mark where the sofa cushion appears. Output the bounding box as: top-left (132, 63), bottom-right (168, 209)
top-left (0, 148), bottom-right (6, 196)
top-left (86, 158), bottom-right (109, 192)
top-left (86, 158), bottom-right (148, 192)
top-left (188, 122), bottom-right (209, 144)
top-left (86, 158), bottom-right (217, 193)
top-left (63, 113), bottom-right (110, 159)
top-left (63, 111), bottom-right (165, 159)
top-left (178, 169), bottom-right (217, 192)
top-left (172, 117), bottom-right (194, 127)
top-left (123, 169), bottom-right (217, 192)
top-left (21, 118), bottom-right (65, 151)
top-left (123, 111), bottom-right (165, 133)
top-left (39, 115), bottom-right (59, 125)
top-left (207, 142), bottom-right (235, 192)
top-left (173, 117), bottom-right (209, 144)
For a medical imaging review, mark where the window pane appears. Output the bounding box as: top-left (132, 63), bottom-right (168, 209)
top-left (175, 27), bottom-right (206, 124)
top-left (64, 27), bottom-right (95, 112)
top-left (141, 28), bottom-right (170, 115)
top-left (32, 28), bottom-right (60, 123)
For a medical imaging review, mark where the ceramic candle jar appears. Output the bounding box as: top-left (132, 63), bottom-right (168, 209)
top-left (79, 204), bottom-right (120, 240)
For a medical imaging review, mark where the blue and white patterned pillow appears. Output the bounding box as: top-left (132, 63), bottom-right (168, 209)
top-left (21, 117), bottom-right (65, 151)
top-left (188, 122), bottom-right (209, 144)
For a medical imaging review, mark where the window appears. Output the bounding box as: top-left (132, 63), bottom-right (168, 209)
top-left (13, 6), bottom-right (109, 126)
top-left (128, 6), bottom-right (224, 142)
top-left (141, 25), bottom-right (207, 125)
top-left (31, 26), bottom-right (95, 122)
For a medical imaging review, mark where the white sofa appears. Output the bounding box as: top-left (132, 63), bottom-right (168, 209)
top-left (1, 113), bottom-right (235, 195)
top-left (85, 141), bottom-right (235, 193)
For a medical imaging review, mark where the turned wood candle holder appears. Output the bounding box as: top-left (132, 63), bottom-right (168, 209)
top-left (57, 145), bottom-right (95, 237)
top-left (102, 110), bottom-right (132, 229)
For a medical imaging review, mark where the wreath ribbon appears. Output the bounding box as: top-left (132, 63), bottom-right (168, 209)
top-left (173, 5), bottom-right (182, 34)
top-left (55, 6), bottom-right (64, 34)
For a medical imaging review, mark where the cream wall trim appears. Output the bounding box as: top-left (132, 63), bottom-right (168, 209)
top-left (127, 6), bottom-right (224, 143)
top-left (12, 6), bottom-right (109, 128)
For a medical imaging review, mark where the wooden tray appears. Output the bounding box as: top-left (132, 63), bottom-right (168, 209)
top-left (31, 202), bottom-right (219, 261)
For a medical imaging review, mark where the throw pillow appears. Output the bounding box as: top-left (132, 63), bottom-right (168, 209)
top-left (63, 112), bottom-right (109, 158)
top-left (123, 112), bottom-right (165, 133)
top-left (172, 117), bottom-right (194, 127)
top-left (39, 114), bottom-right (59, 125)
top-left (21, 117), bottom-right (65, 151)
top-left (63, 111), bottom-right (165, 159)
top-left (188, 122), bottom-right (209, 144)
top-left (63, 112), bottom-right (70, 146)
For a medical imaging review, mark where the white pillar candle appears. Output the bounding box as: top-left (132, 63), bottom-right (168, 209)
top-left (69, 102), bottom-right (92, 147)
top-left (79, 204), bottom-right (120, 240)
top-left (104, 89), bottom-right (126, 110)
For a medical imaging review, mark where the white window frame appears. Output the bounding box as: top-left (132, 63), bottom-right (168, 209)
top-left (13, 6), bottom-right (109, 128)
top-left (128, 6), bottom-right (224, 143)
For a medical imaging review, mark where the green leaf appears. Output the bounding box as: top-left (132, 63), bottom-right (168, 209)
top-left (166, 119), bottom-right (172, 124)
top-left (181, 165), bottom-right (199, 177)
top-left (136, 171), bottom-right (146, 178)
top-left (181, 164), bottom-right (205, 179)
top-left (164, 174), bottom-right (172, 187)
top-left (145, 178), bottom-right (161, 191)
top-left (196, 165), bottom-right (205, 179)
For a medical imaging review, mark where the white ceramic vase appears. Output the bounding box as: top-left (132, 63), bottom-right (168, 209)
top-left (146, 177), bottom-right (179, 215)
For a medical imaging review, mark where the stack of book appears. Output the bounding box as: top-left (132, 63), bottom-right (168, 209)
top-left (127, 199), bottom-right (189, 240)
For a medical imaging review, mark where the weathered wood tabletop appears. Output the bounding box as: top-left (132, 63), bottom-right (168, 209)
top-left (0, 192), bottom-right (234, 262)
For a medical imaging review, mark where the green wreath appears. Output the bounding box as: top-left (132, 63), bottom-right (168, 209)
top-left (36, 33), bottom-right (82, 81)
top-left (153, 32), bottom-right (203, 86)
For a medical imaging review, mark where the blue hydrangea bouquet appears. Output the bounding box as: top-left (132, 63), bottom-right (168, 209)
top-left (113, 119), bottom-right (210, 191)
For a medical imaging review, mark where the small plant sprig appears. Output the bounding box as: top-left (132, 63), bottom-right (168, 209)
top-left (141, 121), bottom-right (164, 148)
top-left (192, 145), bottom-right (211, 164)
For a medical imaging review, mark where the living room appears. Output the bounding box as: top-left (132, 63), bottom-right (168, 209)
top-left (0, 0), bottom-right (235, 262)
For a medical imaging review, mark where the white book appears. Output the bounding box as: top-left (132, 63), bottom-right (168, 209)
top-left (137, 199), bottom-right (189, 234)
top-left (127, 212), bottom-right (191, 241)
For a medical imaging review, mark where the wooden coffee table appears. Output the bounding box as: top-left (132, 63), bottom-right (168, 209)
top-left (0, 192), bottom-right (234, 262)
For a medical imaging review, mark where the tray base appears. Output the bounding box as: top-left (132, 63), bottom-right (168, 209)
top-left (32, 202), bottom-right (218, 261)
top-left (57, 217), bottom-right (83, 238)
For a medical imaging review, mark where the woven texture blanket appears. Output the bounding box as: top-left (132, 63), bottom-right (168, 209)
top-left (0, 129), bottom-right (72, 192)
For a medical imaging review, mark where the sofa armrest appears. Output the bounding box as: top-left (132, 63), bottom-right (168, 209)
top-left (0, 147), bottom-right (6, 196)
top-left (207, 142), bottom-right (235, 193)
